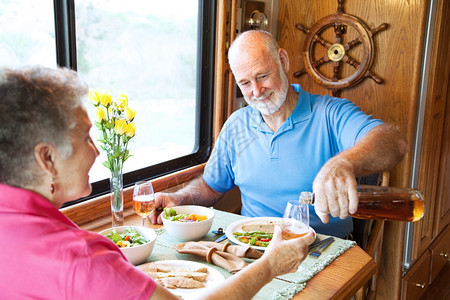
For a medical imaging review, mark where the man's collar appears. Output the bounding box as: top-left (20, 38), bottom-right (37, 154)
top-left (290, 84), bottom-right (312, 124)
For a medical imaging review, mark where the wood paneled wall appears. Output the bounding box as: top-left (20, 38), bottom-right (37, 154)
top-left (277, 0), bottom-right (428, 188)
top-left (277, 0), bottom-right (430, 299)
top-left (416, 0), bottom-right (450, 252)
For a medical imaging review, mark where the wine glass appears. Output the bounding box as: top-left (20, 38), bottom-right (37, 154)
top-left (133, 181), bottom-right (155, 227)
top-left (281, 200), bottom-right (310, 240)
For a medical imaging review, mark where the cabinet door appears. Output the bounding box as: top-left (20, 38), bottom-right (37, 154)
top-left (430, 226), bottom-right (450, 282)
top-left (434, 85), bottom-right (450, 234)
top-left (401, 250), bottom-right (431, 300)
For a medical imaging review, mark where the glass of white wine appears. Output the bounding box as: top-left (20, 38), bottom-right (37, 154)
top-left (281, 200), bottom-right (310, 240)
top-left (132, 181), bottom-right (155, 227)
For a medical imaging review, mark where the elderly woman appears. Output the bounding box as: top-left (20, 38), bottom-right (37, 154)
top-left (0, 66), bottom-right (314, 299)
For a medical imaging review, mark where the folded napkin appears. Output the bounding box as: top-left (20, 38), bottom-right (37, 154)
top-left (174, 241), bottom-right (261, 273)
top-left (194, 241), bottom-right (263, 259)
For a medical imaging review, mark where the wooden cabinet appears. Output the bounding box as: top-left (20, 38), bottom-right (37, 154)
top-left (433, 75), bottom-right (450, 236)
top-left (429, 226), bottom-right (450, 282)
top-left (404, 0), bottom-right (450, 296)
top-left (401, 250), bottom-right (431, 300)
top-left (401, 226), bottom-right (449, 299)
top-left (412, 0), bottom-right (450, 259)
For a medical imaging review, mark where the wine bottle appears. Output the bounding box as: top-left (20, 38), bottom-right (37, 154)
top-left (299, 185), bottom-right (425, 222)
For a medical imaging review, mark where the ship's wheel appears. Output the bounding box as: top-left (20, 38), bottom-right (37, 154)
top-left (294, 0), bottom-right (388, 96)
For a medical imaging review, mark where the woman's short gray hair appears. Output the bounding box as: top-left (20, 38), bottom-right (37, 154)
top-left (0, 66), bottom-right (88, 187)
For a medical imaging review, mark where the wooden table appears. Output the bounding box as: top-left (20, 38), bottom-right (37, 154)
top-left (87, 210), bottom-right (376, 300)
top-left (293, 245), bottom-right (375, 299)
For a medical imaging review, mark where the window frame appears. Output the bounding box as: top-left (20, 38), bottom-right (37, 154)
top-left (55, 0), bottom-right (215, 207)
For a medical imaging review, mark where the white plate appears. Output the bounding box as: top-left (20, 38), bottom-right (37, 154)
top-left (225, 217), bottom-right (316, 251)
top-left (137, 260), bottom-right (225, 299)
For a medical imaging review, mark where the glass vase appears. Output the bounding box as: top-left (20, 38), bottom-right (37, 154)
top-left (110, 169), bottom-right (124, 227)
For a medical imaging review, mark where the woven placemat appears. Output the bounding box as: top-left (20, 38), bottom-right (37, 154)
top-left (146, 209), bottom-right (355, 299)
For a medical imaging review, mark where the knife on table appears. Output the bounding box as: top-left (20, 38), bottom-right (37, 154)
top-left (309, 237), bottom-right (335, 257)
top-left (214, 234), bottom-right (227, 243)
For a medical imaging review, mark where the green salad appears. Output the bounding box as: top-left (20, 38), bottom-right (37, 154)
top-left (103, 226), bottom-right (149, 248)
top-left (163, 207), bottom-right (207, 222)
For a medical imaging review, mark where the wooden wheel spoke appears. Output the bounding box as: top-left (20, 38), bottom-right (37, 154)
top-left (335, 34), bottom-right (343, 45)
top-left (296, 23), bottom-right (310, 34)
top-left (294, 55), bottom-right (330, 78)
top-left (312, 34), bottom-right (333, 49)
top-left (293, 68), bottom-right (307, 78)
top-left (333, 61), bottom-right (341, 82)
top-left (343, 37), bottom-right (362, 51)
top-left (370, 23), bottom-right (389, 37)
top-left (365, 70), bottom-right (384, 84)
top-left (296, 23), bottom-right (332, 50)
top-left (342, 54), bottom-right (361, 70)
top-left (313, 55), bottom-right (331, 68)
top-left (341, 55), bottom-right (383, 84)
top-left (333, 23), bottom-right (346, 44)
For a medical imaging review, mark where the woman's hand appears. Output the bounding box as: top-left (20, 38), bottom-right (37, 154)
top-left (261, 226), bottom-right (315, 277)
top-left (201, 226), bottom-right (315, 300)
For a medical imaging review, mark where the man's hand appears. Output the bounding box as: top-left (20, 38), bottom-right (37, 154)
top-left (312, 124), bottom-right (408, 224)
top-left (149, 192), bottom-right (181, 225)
top-left (312, 157), bottom-right (358, 224)
top-left (148, 177), bottom-right (223, 225)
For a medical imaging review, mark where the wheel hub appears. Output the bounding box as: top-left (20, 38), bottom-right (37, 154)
top-left (328, 43), bottom-right (346, 62)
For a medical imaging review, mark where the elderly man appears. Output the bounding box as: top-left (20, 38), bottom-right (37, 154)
top-left (151, 30), bottom-right (408, 238)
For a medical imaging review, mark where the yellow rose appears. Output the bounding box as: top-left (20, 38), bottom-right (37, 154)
top-left (125, 106), bottom-right (136, 121)
top-left (114, 119), bottom-right (127, 135)
top-left (125, 122), bottom-right (136, 138)
top-left (99, 90), bottom-right (112, 107)
top-left (88, 89), bottom-right (100, 105)
top-left (95, 107), bottom-right (106, 122)
top-left (115, 94), bottom-right (128, 112)
top-left (88, 88), bottom-right (136, 172)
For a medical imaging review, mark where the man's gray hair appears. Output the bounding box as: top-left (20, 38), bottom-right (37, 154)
top-left (0, 66), bottom-right (88, 187)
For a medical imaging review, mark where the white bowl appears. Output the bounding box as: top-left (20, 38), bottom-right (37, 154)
top-left (99, 225), bottom-right (157, 265)
top-left (161, 205), bottom-right (215, 241)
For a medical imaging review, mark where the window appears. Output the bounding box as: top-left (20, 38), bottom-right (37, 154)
top-left (0, 0), bottom-right (56, 68)
top-left (1, 0), bottom-right (215, 205)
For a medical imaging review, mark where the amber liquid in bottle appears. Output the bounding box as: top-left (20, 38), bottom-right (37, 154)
top-left (299, 185), bottom-right (425, 222)
top-left (353, 192), bottom-right (424, 222)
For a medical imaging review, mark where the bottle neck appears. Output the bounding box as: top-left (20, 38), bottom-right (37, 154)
top-left (299, 191), bottom-right (315, 205)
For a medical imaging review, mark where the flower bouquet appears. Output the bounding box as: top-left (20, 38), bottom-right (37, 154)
top-left (88, 89), bottom-right (136, 226)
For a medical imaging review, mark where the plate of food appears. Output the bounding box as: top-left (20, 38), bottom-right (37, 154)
top-left (137, 260), bottom-right (225, 299)
top-left (225, 217), bottom-right (315, 251)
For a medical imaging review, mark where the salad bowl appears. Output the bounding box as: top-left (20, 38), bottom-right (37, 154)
top-left (99, 225), bottom-right (157, 265)
top-left (161, 205), bottom-right (215, 241)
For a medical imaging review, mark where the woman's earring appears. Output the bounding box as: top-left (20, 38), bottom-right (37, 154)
top-left (50, 177), bottom-right (55, 194)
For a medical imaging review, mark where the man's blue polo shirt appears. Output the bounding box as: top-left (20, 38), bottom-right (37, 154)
top-left (203, 84), bottom-right (383, 238)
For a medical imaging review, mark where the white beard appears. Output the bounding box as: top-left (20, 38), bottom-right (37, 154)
top-left (246, 68), bottom-right (290, 116)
